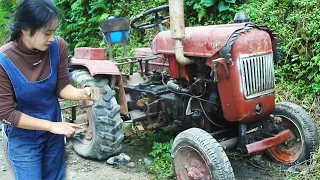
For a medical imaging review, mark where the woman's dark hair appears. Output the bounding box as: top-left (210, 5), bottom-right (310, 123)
top-left (9, 0), bottom-right (61, 41)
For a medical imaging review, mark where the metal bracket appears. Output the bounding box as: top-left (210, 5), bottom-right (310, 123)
top-left (212, 58), bottom-right (230, 82)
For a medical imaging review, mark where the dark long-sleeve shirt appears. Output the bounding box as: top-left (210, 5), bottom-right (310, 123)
top-left (0, 36), bottom-right (70, 126)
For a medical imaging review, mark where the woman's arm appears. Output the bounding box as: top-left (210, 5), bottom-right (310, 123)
top-left (0, 66), bottom-right (21, 127)
top-left (59, 84), bottom-right (90, 101)
top-left (17, 113), bottom-right (81, 137)
top-left (1, 67), bottom-right (82, 137)
top-left (55, 37), bottom-right (90, 101)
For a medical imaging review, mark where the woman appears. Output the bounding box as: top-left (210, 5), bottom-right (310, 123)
top-left (0, 0), bottom-right (90, 179)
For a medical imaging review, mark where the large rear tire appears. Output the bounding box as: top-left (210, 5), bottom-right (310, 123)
top-left (172, 128), bottom-right (235, 180)
top-left (70, 69), bottom-right (124, 160)
top-left (266, 102), bottom-right (319, 164)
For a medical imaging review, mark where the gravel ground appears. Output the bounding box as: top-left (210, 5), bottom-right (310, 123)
top-left (0, 131), bottom-right (152, 180)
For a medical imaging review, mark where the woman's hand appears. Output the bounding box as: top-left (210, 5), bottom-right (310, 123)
top-left (48, 122), bottom-right (83, 137)
top-left (80, 87), bottom-right (91, 100)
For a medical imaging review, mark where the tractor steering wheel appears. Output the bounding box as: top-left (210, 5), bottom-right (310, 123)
top-left (130, 5), bottom-right (169, 31)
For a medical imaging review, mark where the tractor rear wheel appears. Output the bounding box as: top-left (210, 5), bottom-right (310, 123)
top-left (266, 102), bottom-right (319, 164)
top-left (70, 69), bottom-right (124, 160)
top-left (172, 128), bottom-right (235, 180)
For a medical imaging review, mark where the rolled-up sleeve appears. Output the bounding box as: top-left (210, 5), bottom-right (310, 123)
top-left (0, 66), bottom-right (22, 126)
top-left (56, 37), bottom-right (71, 96)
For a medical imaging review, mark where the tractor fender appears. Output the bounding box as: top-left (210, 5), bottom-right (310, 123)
top-left (70, 58), bottom-right (121, 76)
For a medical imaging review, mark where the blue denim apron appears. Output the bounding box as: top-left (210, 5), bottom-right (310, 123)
top-left (0, 37), bottom-right (65, 180)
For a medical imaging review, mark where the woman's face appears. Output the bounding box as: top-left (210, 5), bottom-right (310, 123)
top-left (21, 19), bottom-right (59, 51)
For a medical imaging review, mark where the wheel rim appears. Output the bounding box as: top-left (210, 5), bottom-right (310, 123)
top-left (173, 145), bottom-right (212, 180)
top-left (73, 101), bottom-right (94, 147)
top-left (267, 115), bottom-right (303, 163)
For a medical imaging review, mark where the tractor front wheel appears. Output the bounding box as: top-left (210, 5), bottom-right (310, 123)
top-left (172, 128), bottom-right (235, 180)
top-left (266, 102), bottom-right (319, 164)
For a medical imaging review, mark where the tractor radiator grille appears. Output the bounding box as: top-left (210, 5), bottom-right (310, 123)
top-left (239, 53), bottom-right (275, 99)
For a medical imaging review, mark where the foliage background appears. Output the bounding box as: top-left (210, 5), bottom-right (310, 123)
top-left (0, 0), bottom-right (19, 45)
top-left (1, 0), bottom-right (320, 179)
top-left (1, 0), bottom-right (319, 99)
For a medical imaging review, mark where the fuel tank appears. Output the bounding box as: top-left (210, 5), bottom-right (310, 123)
top-left (151, 23), bottom-right (247, 57)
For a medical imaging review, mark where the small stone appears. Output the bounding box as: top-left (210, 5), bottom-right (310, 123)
top-left (107, 153), bottom-right (131, 165)
top-left (127, 162), bottom-right (135, 168)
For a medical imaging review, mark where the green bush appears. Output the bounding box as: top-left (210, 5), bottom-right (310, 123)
top-left (0, 0), bottom-right (19, 45)
top-left (55, 0), bottom-right (168, 56)
top-left (147, 140), bottom-right (174, 180)
top-left (55, 0), bottom-right (240, 56)
top-left (239, 0), bottom-right (320, 98)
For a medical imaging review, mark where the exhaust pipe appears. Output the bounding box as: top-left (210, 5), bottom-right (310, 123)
top-left (169, 0), bottom-right (193, 65)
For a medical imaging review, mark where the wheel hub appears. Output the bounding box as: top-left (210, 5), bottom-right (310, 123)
top-left (268, 115), bottom-right (303, 163)
top-left (173, 146), bottom-right (212, 180)
top-left (187, 159), bottom-right (209, 179)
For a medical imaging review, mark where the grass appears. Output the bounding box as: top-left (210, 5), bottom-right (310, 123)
top-left (122, 124), bottom-right (175, 180)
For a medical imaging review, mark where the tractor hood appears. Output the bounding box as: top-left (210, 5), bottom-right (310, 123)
top-left (151, 23), bottom-right (247, 57)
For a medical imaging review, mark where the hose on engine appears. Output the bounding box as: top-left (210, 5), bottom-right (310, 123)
top-left (166, 80), bottom-right (190, 93)
top-left (163, 73), bottom-right (226, 128)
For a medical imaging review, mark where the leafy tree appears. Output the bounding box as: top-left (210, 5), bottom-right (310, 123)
top-left (0, 0), bottom-right (19, 44)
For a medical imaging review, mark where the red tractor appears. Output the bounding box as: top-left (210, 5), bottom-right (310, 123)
top-left (66, 0), bottom-right (319, 179)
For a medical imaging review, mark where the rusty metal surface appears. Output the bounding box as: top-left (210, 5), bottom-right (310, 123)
top-left (74, 47), bottom-right (106, 60)
top-left (246, 130), bottom-right (291, 154)
top-left (116, 76), bottom-right (129, 118)
top-left (152, 23), bottom-right (246, 57)
top-left (70, 58), bottom-right (121, 76)
top-left (267, 116), bottom-right (303, 163)
top-left (173, 146), bottom-right (212, 180)
top-left (205, 28), bottom-right (275, 122)
top-left (168, 55), bottom-right (187, 79)
top-left (169, 0), bottom-right (185, 40)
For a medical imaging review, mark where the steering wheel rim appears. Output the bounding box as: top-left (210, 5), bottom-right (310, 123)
top-left (130, 4), bottom-right (169, 30)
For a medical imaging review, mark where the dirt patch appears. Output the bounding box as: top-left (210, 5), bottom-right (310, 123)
top-left (0, 131), bottom-right (152, 180)
top-left (228, 151), bottom-right (288, 180)
top-left (64, 141), bottom-right (153, 180)
top-left (0, 129), bottom-right (290, 180)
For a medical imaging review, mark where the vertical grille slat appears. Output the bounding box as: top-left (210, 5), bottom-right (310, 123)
top-left (259, 57), bottom-right (265, 91)
top-left (263, 56), bottom-right (267, 90)
top-left (242, 61), bottom-right (250, 96)
top-left (266, 55), bottom-right (270, 88)
top-left (255, 57), bottom-right (259, 93)
top-left (240, 53), bottom-right (275, 99)
top-left (251, 58), bottom-right (256, 94)
top-left (246, 60), bottom-right (251, 96)
top-left (257, 57), bottom-right (262, 92)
